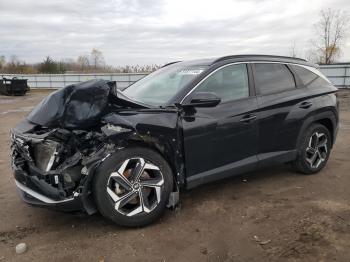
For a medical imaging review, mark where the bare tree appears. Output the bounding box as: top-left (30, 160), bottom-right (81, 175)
top-left (6, 55), bottom-right (21, 73)
top-left (313, 8), bottom-right (349, 64)
top-left (90, 48), bottom-right (105, 69)
top-left (289, 41), bottom-right (299, 58)
top-left (9, 55), bottom-right (19, 66)
top-left (77, 55), bottom-right (90, 71)
top-left (39, 56), bottom-right (59, 73)
top-left (0, 55), bottom-right (5, 70)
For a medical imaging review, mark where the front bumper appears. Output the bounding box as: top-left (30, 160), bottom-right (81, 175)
top-left (13, 163), bottom-right (84, 212)
top-left (13, 162), bottom-right (98, 214)
top-left (14, 179), bottom-right (83, 212)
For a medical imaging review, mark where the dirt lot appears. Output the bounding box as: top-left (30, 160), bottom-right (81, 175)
top-left (0, 90), bottom-right (350, 262)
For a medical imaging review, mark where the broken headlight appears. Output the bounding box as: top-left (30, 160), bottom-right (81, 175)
top-left (101, 124), bottom-right (132, 136)
top-left (33, 140), bottom-right (60, 172)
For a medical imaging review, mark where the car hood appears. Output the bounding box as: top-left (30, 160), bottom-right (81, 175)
top-left (26, 79), bottom-right (149, 129)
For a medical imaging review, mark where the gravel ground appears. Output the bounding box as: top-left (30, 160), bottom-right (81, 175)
top-left (0, 89), bottom-right (350, 262)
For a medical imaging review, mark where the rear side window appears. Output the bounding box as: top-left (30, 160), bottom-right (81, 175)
top-left (290, 65), bottom-right (331, 88)
top-left (253, 63), bottom-right (296, 95)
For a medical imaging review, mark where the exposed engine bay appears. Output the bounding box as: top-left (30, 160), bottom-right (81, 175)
top-left (12, 125), bottom-right (109, 201)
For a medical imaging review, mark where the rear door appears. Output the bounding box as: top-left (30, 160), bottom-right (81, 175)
top-left (181, 63), bottom-right (259, 187)
top-left (252, 62), bottom-right (308, 164)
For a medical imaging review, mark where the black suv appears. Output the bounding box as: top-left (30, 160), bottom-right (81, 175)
top-left (11, 55), bottom-right (339, 227)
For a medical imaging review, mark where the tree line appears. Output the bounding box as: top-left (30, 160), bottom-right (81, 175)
top-left (0, 48), bottom-right (161, 74)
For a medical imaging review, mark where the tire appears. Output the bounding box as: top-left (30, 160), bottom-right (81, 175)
top-left (93, 147), bottom-right (173, 227)
top-left (293, 123), bottom-right (332, 174)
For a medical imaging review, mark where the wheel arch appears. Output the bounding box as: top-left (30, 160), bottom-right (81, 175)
top-left (315, 118), bottom-right (334, 143)
top-left (296, 111), bottom-right (338, 148)
top-left (124, 139), bottom-right (182, 190)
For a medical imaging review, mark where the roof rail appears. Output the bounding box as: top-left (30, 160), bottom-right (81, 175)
top-left (162, 61), bottom-right (182, 68)
top-left (212, 55), bottom-right (307, 64)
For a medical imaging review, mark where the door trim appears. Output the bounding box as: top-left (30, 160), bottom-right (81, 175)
top-left (186, 156), bottom-right (258, 189)
top-left (186, 150), bottom-right (298, 189)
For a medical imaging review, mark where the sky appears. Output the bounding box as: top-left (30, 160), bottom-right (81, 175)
top-left (0, 0), bottom-right (349, 66)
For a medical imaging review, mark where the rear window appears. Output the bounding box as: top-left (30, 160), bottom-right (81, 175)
top-left (253, 63), bottom-right (296, 95)
top-left (290, 65), bottom-right (331, 88)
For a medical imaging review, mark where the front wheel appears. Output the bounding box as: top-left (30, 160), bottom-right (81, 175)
top-left (293, 124), bottom-right (332, 174)
top-left (93, 147), bottom-right (173, 227)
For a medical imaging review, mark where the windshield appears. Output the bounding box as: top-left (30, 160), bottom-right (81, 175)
top-left (123, 63), bottom-right (208, 106)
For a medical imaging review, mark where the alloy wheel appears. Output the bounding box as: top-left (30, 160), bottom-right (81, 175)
top-left (106, 157), bottom-right (164, 216)
top-left (305, 132), bottom-right (328, 169)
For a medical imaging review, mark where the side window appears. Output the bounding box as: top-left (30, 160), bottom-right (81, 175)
top-left (290, 65), bottom-right (331, 88)
top-left (254, 63), bottom-right (296, 95)
top-left (194, 64), bottom-right (249, 102)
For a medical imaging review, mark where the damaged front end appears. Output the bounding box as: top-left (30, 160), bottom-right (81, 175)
top-left (11, 121), bottom-right (113, 213)
top-left (11, 79), bottom-right (184, 214)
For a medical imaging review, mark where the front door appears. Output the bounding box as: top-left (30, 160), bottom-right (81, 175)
top-left (181, 63), bottom-right (259, 188)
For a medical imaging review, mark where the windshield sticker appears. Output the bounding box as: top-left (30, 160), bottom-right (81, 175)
top-left (178, 69), bottom-right (205, 75)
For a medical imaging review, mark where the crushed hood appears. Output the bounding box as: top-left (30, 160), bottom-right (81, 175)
top-left (27, 79), bottom-right (148, 129)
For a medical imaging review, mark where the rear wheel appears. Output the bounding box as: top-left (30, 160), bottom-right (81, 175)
top-left (293, 124), bottom-right (332, 174)
top-left (93, 147), bottom-right (173, 227)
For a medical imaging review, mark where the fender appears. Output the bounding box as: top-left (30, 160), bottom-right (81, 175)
top-left (100, 110), bottom-right (186, 189)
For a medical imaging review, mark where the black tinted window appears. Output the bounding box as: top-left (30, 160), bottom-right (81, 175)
top-left (254, 63), bottom-right (296, 94)
top-left (195, 64), bottom-right (249, 102)
top-left (290, 65), bottom-right (330, 88)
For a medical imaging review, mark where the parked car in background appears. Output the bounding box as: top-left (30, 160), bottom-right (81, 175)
top-left (11, 55), bottom-right (338, 227)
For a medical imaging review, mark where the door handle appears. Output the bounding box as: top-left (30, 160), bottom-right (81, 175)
top-left (299, 101), bottom-right (312, 109)
top-left (240, 114), bottom-right (257, 123)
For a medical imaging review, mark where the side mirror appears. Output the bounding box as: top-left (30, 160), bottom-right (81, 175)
top-left (185, 92), bottom-right (221, 107)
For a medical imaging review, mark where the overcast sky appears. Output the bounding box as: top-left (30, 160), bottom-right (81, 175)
top-left (0, 0), bottom-right (349, 65)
